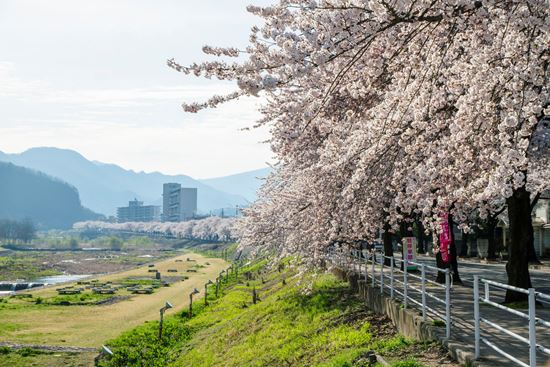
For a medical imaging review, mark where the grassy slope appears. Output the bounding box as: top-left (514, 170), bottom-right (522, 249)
top-left (97, 260), bottom-right (427, 367)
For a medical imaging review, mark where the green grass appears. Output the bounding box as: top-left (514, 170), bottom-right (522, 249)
top-left (44, 292), bottom-right (115, 305)
top-left (1, 290), bottom-right (116, 307)
top-left (0, 347), bottom-right (95, 367)
top-left (97, 260), bottom-right (414, 367)
top-left (0, 256), bottom-right (61, 280)
top-left (193, 242), bottom-right (240, 259)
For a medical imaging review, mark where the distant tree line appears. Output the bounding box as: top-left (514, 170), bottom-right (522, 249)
top-left (0, 218), bottom-right (36, 243)
top-left (74, 216), bottom-right (239, 243)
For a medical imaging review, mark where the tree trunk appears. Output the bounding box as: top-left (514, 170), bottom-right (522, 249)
top-left (383, 223), bottom-right (393, 265)
top-left (448, 214), bottom-right (462, 285)
top-left (416, 219), bottom-right (425, 254)
top-left (460, 231), bottom-right (469, 257)
top-left (505, 186), bottom-right (533, 303)
top-left (486, 217), bottom-right (498, 260)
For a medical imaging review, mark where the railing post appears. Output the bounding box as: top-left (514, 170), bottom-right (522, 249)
top-left (484, 282), bottom-right (490, 302)
top-left (474, 275), bottom-right (480, 359)
top-left (390, 257), bottom-right (394, 299)
top-left (380, 256), bottom-right (384, 295)
top-left (421, 264), bottom-right (426, 322)
top-left (445, 269), bottom-right (451, 339)
top-left (403, 259), bottom-right (408, 308)
top-left (528, 288), bottom-right (536, 367)
top-left (371, 252), bottom-right (375, 287)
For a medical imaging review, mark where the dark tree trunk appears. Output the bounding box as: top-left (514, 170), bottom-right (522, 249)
top-left (460, 231), bottom-right (469, 257)
top-left (383, 223), bottom-right (393, 265)
top-left (486, 216), bottom-right (498, 260)
top-left (448, 214), bottom-right (462, 285)
top-left (505, 186), bottom-right (533, 303)
top-left (416, 219), bottom-right (425, 254)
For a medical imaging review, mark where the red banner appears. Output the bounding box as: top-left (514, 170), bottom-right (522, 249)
top-left (439, 213), bottom-right (451, 263)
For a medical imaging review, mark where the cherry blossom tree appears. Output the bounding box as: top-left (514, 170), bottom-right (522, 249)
top-left (74, 217), bottom-right (240, 242)
top-left (171, 0), bottom-right (550, 302)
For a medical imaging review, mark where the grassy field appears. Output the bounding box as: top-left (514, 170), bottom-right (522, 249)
top-left (0, 347), bottom-right (96, 367)
top-left (0, 254), bottom-right (62, 280)
top-left (0, 252), bottom-right (227, 348)
top-left (93, 259), bottom-right (458, 367)
top-left (0, 250), bottom-right (183, 282)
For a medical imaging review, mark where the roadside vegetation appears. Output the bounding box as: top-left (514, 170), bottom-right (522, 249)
top-left (96, 259), bottom-right (457, 367)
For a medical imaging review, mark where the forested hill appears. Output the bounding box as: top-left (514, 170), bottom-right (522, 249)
top-left (0, 162), bottom-right (101, 229)
top-left (0, 147), bottom-right (249, 216)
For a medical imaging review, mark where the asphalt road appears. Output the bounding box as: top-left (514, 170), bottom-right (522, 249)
top-left (416, 256), bottom-right (550, 295)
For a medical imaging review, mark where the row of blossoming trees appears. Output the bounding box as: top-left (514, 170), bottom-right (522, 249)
top-left (169, 0), bottom-right (550, 302)
top-left (74, 217), bottom-right (239, 243)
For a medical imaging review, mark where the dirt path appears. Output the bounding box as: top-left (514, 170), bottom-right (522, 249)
top-left (0, 252), bottom-right (227, 347)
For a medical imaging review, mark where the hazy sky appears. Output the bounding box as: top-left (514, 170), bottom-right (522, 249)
top-left (0, 0), bottom-right (273, 178)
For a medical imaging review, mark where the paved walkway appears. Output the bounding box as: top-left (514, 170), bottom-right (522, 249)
top-left (343, 255), bottom-right (550, 367)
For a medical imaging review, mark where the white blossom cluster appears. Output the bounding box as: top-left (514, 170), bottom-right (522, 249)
top-left (74, 217), bottom-right (240, 242)
top-left (170, 0), bottom-right (550, 264)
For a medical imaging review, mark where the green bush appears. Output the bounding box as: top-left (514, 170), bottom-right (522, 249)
top-left (97, 318), bottom-right (193, 367)
top-left (16, 347), bottom-right (47, 357)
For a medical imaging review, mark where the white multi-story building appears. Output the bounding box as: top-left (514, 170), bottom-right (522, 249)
top-left (162, 183), bottom-right (197, 222)
top-left (117, 199), bottom-right (160, 223)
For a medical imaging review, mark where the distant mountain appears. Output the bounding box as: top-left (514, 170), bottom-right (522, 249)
top-left (0, 162), bottom-right (100, 229)
top-left (0, 147), bottom-right (248, 216)
top-left (200, 167), bottom-right (271, 202)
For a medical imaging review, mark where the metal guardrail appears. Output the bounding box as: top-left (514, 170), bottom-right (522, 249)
top-left (474, 275), bottom-right (550, 367)
top-left (328, 248), bottom-right (452, 338)
top-left (327, 247), bottom-right (550, 366)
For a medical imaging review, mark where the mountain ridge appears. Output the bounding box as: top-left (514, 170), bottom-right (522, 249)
top-left (0, 161), bottom-right (100, 229)
top-left (200, 167), bottom-right (271, 202)
top-left (0, 147), bottom-right (264, 216)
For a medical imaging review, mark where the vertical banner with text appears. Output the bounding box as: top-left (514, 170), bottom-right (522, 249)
top-left (439, 213), bottom-right (451, 264)
top-left (403, 237), bottom-right (417, 270)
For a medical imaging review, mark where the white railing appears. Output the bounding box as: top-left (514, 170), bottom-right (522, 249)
top-left (328, 247), bottom-right (550, 367)
top-left (330, 247), bottom-right (452, 338)
top-left (473, 275), bottom-right (550, 367)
